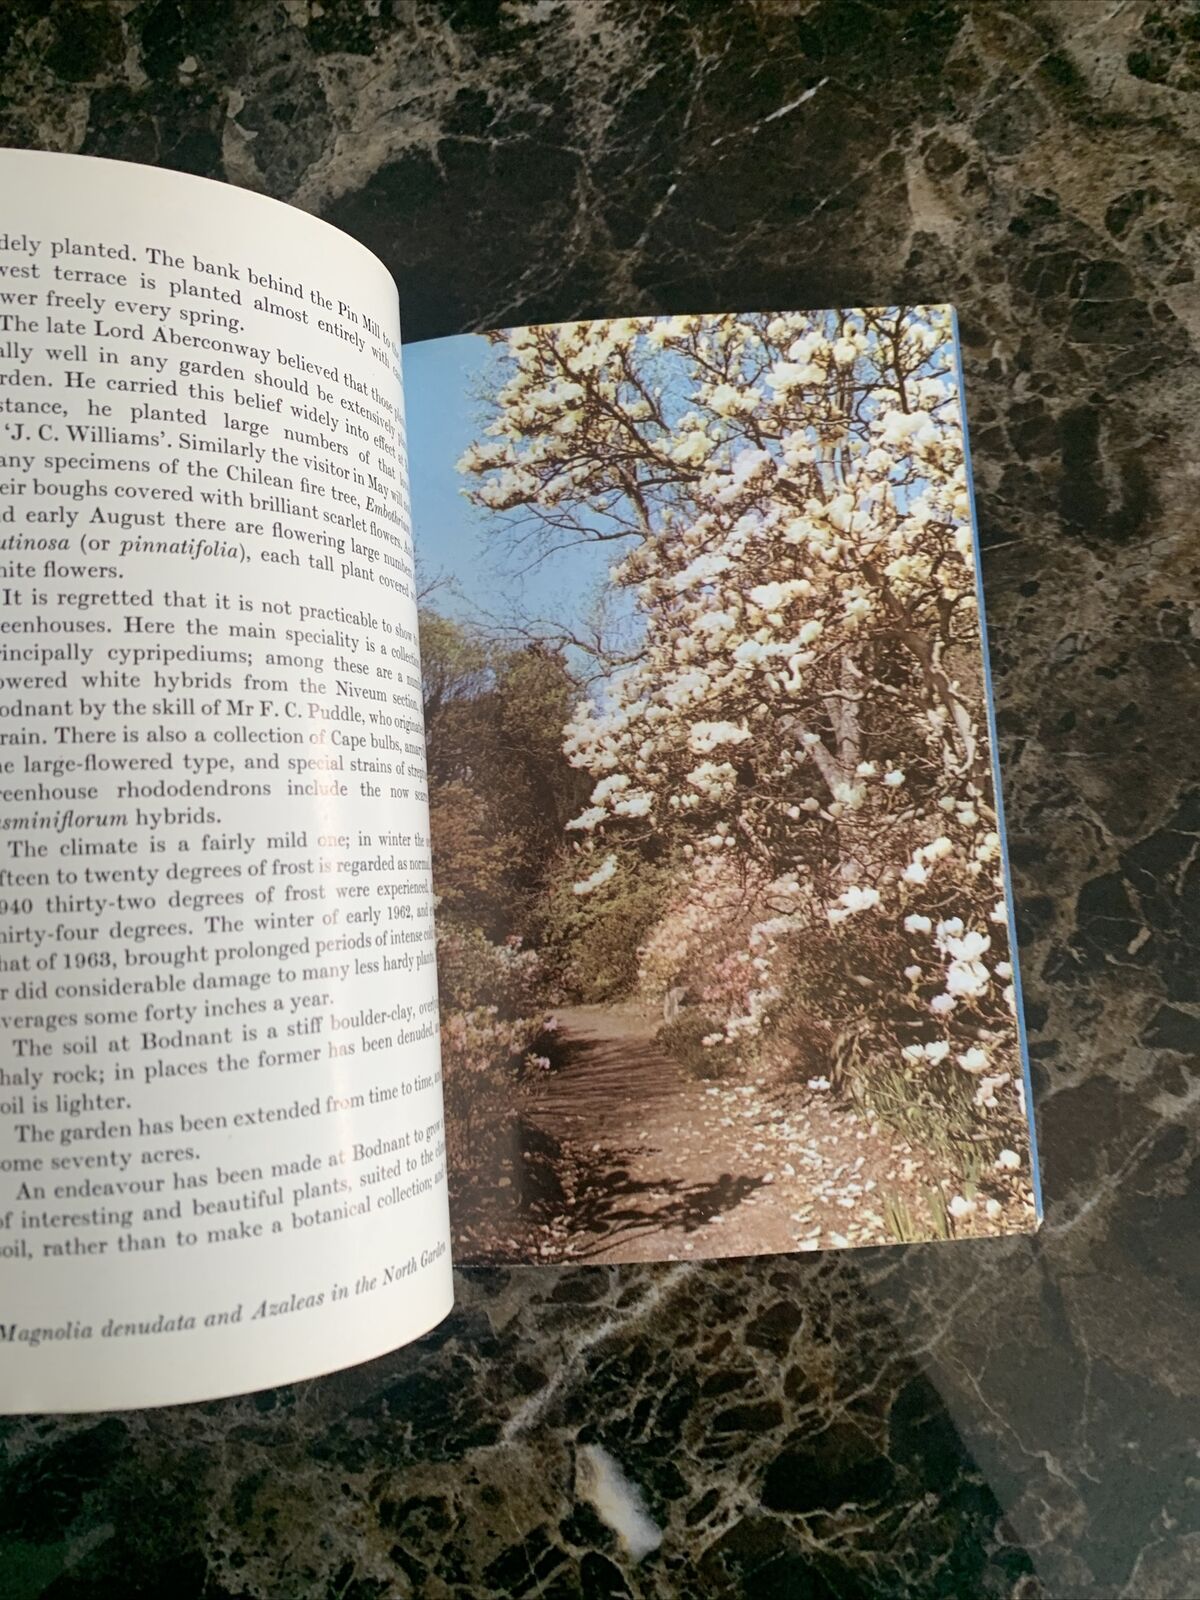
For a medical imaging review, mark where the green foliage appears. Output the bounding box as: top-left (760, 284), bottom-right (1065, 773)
top-left (656, 1009), bottom-right (739, 1081)
top-left (494, 645), bottom-right (587, 836)
top-left (765, 916), bottom-right (1018, 1171)
top-left (768, 915), bottom-right (911, 1039)
top-left (440, 1004), bottom-right (545, 1182)
top-left (435, 925), bottom-right (555, 1205)
top-left (925, 1185), bottom-right (952, 1241)
top-left (882, 1190), bottom-right (951, 1244)
top-left (423, 609), bottom-right (590, 944)
top-left (420, 608), bottom-right (495, 747)
top-left (536, 849), bottom-right (674, 1003)
top-left (435, 924), bottom-right (543, 1020)
top-left (881, 1192), bottom-right (922, 1244)
top-left (428, 780), bottom-right (520, 936)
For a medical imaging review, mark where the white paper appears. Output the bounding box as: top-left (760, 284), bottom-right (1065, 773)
top-left (0, 150), bottom-right (451, 1412)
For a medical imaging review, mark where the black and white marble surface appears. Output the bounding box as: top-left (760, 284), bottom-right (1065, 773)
top-left (2, 2), bottom-right (1199, 1595)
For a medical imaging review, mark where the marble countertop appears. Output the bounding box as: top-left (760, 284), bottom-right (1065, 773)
top-left (2, 2), bottom-right (1199, 1595)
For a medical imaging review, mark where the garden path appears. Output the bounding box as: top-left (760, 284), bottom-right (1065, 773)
top-left (516, 1001), bottom-right (925, 1262)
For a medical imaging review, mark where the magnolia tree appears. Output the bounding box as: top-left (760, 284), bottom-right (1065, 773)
top-left (458, 310), bottom-right (1027, 1163)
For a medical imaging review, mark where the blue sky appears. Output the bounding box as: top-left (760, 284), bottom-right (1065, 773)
top-left (403, 333), bottom-right (620, 635)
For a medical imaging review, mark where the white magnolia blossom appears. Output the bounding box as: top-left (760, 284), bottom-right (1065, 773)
top-left (688, 720), bottom-right (752, 754)
top-left (975, 1072), bottom-right (1011, 1109)
top-left (957, 1047), bottom-right (989, 1073)
top-left (573, 854), bottom-right (618, 895)
top-left (566, 806), bottom-right (608, 832)
top-left (828, 885), bottom-right (881, 924)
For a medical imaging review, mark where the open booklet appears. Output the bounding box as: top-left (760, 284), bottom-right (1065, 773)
top-left (0, 151), bottom-right (1040, 1413)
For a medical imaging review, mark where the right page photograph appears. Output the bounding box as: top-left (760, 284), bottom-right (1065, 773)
top-left (405, 308), bottom-right (1042, 1266)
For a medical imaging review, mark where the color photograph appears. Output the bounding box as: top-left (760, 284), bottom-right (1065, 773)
top-left (406, 308), bottom-right (1039, 1265)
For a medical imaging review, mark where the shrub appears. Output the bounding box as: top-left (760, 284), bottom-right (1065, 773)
top-left (440, 1004), bottom-right (545, 1164)
top-left (764, 916), bottom-right (1023, 1170)
top-left (657, 1009), bottom-right (741, 1080)
top-left (435, 924), bottom-right (557, 1194)
top-left (436, 923), bottom-right (544, 1020)
top-left (536, 849), bottom-right (673, 1003)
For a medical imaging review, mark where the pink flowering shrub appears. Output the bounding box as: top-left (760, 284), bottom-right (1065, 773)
top-left (436, 925), bottom-right (555, 1174)
top-left (657, 1009), bottom-right (742, 1080)
top-left (436, 923), bottom-right (543, 1020)
top-left (439, 1006), bottom-right (548, 1169)
top-left (640, 853), bottom-right (782, 1050)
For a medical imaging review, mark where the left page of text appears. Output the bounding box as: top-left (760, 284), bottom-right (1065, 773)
top-left (0, 149), bottom-right (450, 1412)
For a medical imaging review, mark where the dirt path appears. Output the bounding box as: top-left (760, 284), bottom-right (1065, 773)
top-left (517, 1001), bottom-right (926, 1263)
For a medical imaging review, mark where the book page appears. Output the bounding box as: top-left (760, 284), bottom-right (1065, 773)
top-left (0, 150), bottom-right (450, 1412)
top-left (404, 313), bottom-right (1040, 1266)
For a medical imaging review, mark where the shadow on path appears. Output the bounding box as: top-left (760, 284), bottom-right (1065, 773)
top-left (505, 1004), bottom-right (773, 1262)
top-left (452, 1000), bottom-right (1011, 1263)
top-left (521, 1123), bottom-right (766, 1259)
